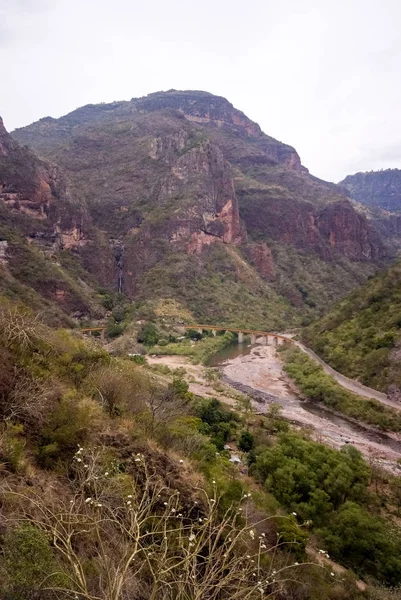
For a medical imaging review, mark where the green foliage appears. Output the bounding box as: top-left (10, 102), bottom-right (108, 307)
top-left (238, 430), bottom-right (255, 452)
top-left (196, 398), bottom-right (238, 450)
top-left (252, 431), bottom-right (401, 584)
top-left (275, 516), bottom-right (308, 560)
top-left (254, 432), bottom-right (370, 521)
top-left (1, 423), bottom-right (27, 473)
top-left (151, 332), bottom-right (235, 364)
top-left (128, 353), bottom-right (147, 365)
top-left (1, 525), bottom-right (64, 598)
top-left (319, 502), bottom-right (401, 585)
top-left (37, 395), bottom-right (94, 467)
top-left (138, 322), bottom-right (159, 346)
top-left (302, 261), bottom-right (401, 391)
top-left (282, 346), bottom-right (401, 431)
top-left (106, 319), bottom-right (126, 338)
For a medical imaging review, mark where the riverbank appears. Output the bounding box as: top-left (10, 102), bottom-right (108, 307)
top-left (148, 344), bottom-right (401, 473)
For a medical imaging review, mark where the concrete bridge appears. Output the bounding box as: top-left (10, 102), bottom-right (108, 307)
top-left (183, 324), bottom-right (294, 345)
top-left (78, 324), bottom-right (294, 346)
top-left (79, 327), bottom-right (106, 339)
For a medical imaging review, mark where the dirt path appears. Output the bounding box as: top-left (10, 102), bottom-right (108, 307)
top-left (293, 340), bottom-right (400, 408)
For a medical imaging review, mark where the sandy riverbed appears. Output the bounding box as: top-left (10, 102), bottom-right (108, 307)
top-left (147, 347), bottom-right (401, 472)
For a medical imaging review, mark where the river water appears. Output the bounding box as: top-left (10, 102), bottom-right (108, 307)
top-left (208, 341), bottom-right (401, 470)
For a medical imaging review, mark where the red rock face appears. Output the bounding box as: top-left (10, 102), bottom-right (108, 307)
top-left (149, 132), bottom-right (245, 253)
top-left (244, 242), bottom-right (276, 280)
top-left (317, 200), bottom-right (385, 261)
top-left (0, 117), bottom-right (87, 250)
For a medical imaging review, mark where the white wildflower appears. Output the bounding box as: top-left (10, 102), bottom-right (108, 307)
top-left (85, 497), bottom-right (92, 503)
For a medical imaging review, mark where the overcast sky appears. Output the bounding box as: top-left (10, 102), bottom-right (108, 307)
top-left (1, 0), bottom-right (401, 182)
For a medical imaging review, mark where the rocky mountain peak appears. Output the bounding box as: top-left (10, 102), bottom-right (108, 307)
top-left (135, 90), bottom-right (263, 138)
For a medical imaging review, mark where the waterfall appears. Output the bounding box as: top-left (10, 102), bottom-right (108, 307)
top-left (110, 239), bottom-right (124, 294)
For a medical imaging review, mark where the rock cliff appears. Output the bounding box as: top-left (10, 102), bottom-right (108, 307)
top-left (7, 91), bottom-right (390, 323)
top-left (341, 169), bottom-right (401, 212)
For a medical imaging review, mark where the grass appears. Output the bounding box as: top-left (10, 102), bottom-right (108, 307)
top-left (280, 345), bottom-right (401, 432)
top-left (150, 332), bottom-right (235, 364)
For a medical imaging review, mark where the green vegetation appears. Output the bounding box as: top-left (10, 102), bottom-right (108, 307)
top-left (1, 296), bottom-right (401, 597)
top-left (151, 331), bottom-right (235, 363)
top-left (280, 346), bottom-right (401, 431)
top-left (302, 262), bottom-right (401, 391)
top-left (252, 432), bottom-right (401, 584)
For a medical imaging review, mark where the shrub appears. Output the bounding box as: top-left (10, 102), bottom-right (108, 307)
top-left (138, 322), bottom-right (159, 346)
top-left (1, 525), bottom-right (64, 598)
top-left (37, 395), bottom-right (96, 467)
top-left (238, 430), bottom-right (255, 452)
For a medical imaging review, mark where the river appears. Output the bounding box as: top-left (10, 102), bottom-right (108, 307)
top-left (208, 340), bottom-right (401, 472)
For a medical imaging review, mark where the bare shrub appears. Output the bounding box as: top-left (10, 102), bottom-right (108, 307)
top-left (2, 448), bottom-right (311, 600)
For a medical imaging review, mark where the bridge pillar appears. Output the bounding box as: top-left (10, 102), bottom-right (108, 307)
top-left (251, 334), bottom-right (256, 344)
top-left (101, 329), bottom-right (105, 340)
top-left (212, 329), bottom-right (217, 336)
top-left (263, 336), bottom-right (268, 345)
top-left (198, 328), bottom-right (203, 335)
top-left (273, 336), bottom-right (278, 346)
top-left (238, 331), bottom-right (244, 344)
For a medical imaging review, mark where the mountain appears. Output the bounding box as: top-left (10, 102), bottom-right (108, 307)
top-left (0, 117), bottom-right (105, 324)
top-left (341, 169), bottom-right (401, 212)
top-left (302, 260), bottom-right (401, 395)
top-left (4, 90), bottom-right (389, 327)
top-left (340, 169), bottom-right (401, 251)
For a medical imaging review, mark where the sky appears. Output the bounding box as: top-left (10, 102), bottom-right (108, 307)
top-left (1, 0), bottom-right (401, 182)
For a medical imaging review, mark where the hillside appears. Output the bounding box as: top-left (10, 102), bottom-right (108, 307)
top-left (1, 298), bottom-right (401, 598)
top-left (0, 117), bottom-right (108, 325)
top-left (8, 90), bottom-right (388, 327)
top-left (341, 169), bottom-right (401, 212)
top-left (302, 260), bottom-right (401, 395)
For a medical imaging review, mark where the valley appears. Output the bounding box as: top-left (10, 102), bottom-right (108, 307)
top-left (148, 339), bottom-right (401, 472)
top-left (3, 89), bottom-right (401, 598)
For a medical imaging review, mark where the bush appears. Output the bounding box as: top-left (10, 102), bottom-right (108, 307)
top-left (37, 396), bottom-right (96, 467)
top-left (238, 430), bottom-right (255, 452)
top-left (138, 322), bottom-right (159, 346)
top-left (1, 525), bottom-right (64, 598)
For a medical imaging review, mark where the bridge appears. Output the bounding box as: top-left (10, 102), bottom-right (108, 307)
top-left (78, 324), bottom-right (294, 346)
top-left (79, 327), bottom-right (106, 339)
top-left (183, 325), bottom-right (294, 345)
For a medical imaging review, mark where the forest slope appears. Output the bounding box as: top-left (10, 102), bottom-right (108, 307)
top-left (302, 261), bottom-right (401, 395)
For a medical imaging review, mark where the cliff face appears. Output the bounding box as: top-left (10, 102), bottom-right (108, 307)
top-left (0, 118), bottom-right (107, 321)
top-left (8, 90), bottom-right (389, 322)
top-left (341, 169), bottom-right (401, 212)
top-left (0, 117), bottom-right (85, 240)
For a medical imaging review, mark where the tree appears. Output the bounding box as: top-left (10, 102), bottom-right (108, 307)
top-left (137, 322), bottom-right (159, 346)
top-left (238, 431), bottom-right (255, 453)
